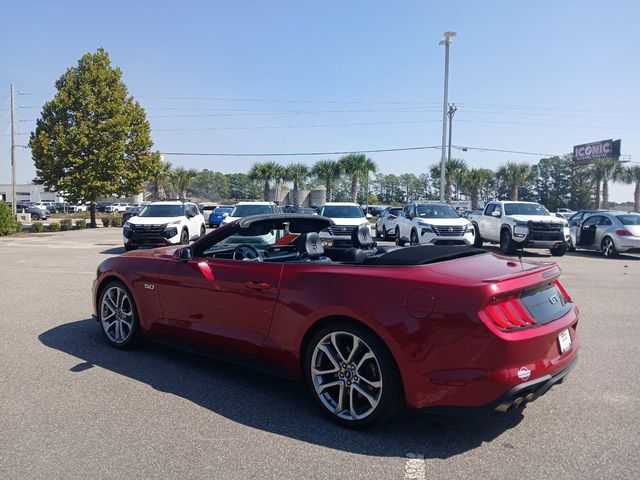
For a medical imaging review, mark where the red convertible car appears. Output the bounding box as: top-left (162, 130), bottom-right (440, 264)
top-left (93, 214), bottom-right (579, 427)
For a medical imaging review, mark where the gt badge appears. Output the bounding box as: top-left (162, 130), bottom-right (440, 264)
top-left (144, 283), bottom-right (155, 290)
top-left (518, 366), bottom-right (531, 382)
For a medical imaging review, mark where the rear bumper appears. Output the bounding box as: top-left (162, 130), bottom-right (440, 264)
top-left (414, 354), bottom-right (578, 416)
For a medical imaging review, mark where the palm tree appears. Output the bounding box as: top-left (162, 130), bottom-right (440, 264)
top-left (170, 166), bottom-right (199, 199)
top-left (588, 162), bottom-right (605, 209)
top-left (595, 158), bottom-right (625, 209)
top-left (338, 153), bottom-right (377, 203)
top-left (283, 163), bottom-right (310, 207)
top-left (463, 168), bottom-right (494, 209)
top-left (149, 160), bottom-right (173, 200)
top-left (312, 160), bottom-right (343, 202)
top-left (496, 162), bottom-right (535, 200)
top-left (624, 165), bottom-right (640, 213)
top-left (249, 161), bottom-right (282, 201)
top-left (429, 158), bottom-right (468, 202)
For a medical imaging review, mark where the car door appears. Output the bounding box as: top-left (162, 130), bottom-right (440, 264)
top-left (576, 215), bottom-right (600, 248)
top-left (595, 215), bottom-right (613, 247)
top-left (156, 256), bottom-right (283, 356)
top-left (186, 204), bottom-right (200, 238)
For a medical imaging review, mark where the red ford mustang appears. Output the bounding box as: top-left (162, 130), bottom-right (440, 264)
top-left (93, 214), bottom-right (579, 427)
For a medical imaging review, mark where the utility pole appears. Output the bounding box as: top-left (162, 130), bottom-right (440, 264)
top-left (10, 85), bottom-right (17, 217)
top-left (438, 31), bottom-right (457, 203)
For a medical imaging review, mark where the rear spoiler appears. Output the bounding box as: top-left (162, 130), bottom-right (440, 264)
top-left (481, 263), bottom-right (560, 284)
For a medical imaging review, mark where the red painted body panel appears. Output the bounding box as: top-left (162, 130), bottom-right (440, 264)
top-left (93, 249), bottom-right (579, 410)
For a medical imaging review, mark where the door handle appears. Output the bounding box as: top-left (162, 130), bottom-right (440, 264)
top-left (244, 281), bottom-right (271, 290)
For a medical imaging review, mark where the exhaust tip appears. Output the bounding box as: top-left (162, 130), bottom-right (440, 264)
top-left (524, 392), bottom-right (536, 402)
top-left (512, 397), bottom-right (524, 408)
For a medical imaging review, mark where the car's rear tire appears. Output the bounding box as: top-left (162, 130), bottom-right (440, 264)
top-left (305, 322), bottom-right (403, 428)
top-left (410, 230), bottom-right (419, 246)
top-left (550, 243), bottom-right (567, 257)
top-left (180, 228), bottom-right (189, 245)
top-left (472, 224), bottom-right (483, 248)
top-left (31, 213), bottom-right (40, 220)
top-left (97, 280), bottom-right (143, 349)
top-left (395, 228), bottom-right (406, 246)
top-left (601, 237), bottom-right (618, 257)
top-left (124, 244), bottom-right (136, 251)
top-left (500, 229), bottom-right (517, 255)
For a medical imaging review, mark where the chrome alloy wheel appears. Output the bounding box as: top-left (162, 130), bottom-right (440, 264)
top-left (100, 286), bottom-right (134, 344)
top-left (311, 331), bottom-right (383, 421)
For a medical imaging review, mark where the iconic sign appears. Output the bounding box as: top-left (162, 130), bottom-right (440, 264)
top-left (573, 139), bottom-right (621, 165)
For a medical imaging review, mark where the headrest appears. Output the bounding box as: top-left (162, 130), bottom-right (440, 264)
top-left (298, 232), bottom-right (324, 258)
top-left (351, 224), bottom-right (374, 249)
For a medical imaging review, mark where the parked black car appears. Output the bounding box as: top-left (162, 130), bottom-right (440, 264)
top-left (122, 206), bottom-right (144, 222)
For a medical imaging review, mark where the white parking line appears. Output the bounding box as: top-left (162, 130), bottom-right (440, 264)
top-left (404, 452), bottom-right (426, 480)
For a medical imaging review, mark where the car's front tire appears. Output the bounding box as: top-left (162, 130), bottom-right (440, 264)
top-left (410, 229), bottom-right (419, 246)
top-left (550, 243), bottom-right (568, 256)
top-left (472, 224), bottom-right (483, 248)
top-left (305, 322), bottom-right (402, 428)
top-left (382, 226), bottom-right (389, 241)
top-left (395, 228), bottom-right (406, 246)
top-left (200, 225), bottom-right (206, 238)
top-left (97, 280), bottom-right (142, 349)
top-left (180, 228), bottom-right (189, 245)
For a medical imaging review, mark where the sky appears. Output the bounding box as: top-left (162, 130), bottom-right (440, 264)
top-left (1, 0), bottom-right (639, 202)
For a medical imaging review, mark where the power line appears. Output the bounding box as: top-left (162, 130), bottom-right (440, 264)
top-left (160, 146), bottom-right (442, 157)
top-left (153, 119), bottom-right (442, 132)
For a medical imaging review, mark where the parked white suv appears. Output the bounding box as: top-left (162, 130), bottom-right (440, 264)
top-left (122, 201), bottom-right (206, 251)
top-left (319, 202), bottom-right (370, 247)
top-left (106, 202), bottom-right (131, 213)
top-left (395, 202), bottom-right (474, 246)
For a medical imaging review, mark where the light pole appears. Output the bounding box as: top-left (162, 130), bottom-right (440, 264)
top-left (438, 31), bottom-right (457, 203)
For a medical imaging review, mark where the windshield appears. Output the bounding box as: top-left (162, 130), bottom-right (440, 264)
top-left (415, 204), bottom-right (459, 218)
top-left (230, 205), bottom-right (273, 217)
top-left (618, 214), bottom-right (640, 225)
top-left (504, 203), bottom-right (550, 216)
top-left (138, 205), bottom-right (184, 217)
top-left (214, 207), bottom-right (233, 214)
top-left (388, 208), bottom-right (402, 216)
top-left (321, 206), bottom-right (364, 218)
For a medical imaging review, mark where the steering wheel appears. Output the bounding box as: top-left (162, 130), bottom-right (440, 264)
top-left (232, 244), bottom-right (263, 262)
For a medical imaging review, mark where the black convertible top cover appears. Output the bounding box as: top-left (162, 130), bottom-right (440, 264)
top-left (364, 245), bottom-right (487, 266)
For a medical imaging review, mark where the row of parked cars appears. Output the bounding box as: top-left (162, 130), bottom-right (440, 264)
top-left (374, 201), bottom-right (640, 258)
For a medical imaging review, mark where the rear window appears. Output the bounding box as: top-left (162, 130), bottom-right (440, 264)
top-left (618, 214), bottom-right (640, 225)
top-left (214, 207), bottom-right (233, 214)
top-left (321, 206), bottom-right (364, 218)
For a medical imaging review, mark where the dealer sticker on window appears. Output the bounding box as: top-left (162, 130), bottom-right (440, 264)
top-left (558, 329), bottom-right (572, 354)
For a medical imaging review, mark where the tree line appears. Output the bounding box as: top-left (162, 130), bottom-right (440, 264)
top-left (148, 155), bottom-right (640, 213)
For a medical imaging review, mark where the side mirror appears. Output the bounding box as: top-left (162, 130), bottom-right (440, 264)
top-left (491, 211), bottom-right (501, 218)
top-left (176, 247), bottom-right (193, 261)
top-left (366, 213), bottom-right (372, 219)
top-left (222, 212), bottom-right (228, 217)
top-left (388, 214), bottom-right (397, 220)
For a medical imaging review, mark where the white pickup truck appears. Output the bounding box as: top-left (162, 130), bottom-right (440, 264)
top-left (469, 201), bottom-right (569, 256)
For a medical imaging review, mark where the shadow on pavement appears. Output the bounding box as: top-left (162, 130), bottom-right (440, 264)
top-left (39, 319), bottom-right (525, 459)
top-left (100, 247), bottom-right (125, 255)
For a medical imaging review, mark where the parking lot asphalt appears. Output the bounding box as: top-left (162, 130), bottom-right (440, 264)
top-left (1, 228), bottom-right (639, 480)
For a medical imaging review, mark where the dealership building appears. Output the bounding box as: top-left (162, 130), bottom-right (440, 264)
top-left (0, 184), bottom-right (63, 203)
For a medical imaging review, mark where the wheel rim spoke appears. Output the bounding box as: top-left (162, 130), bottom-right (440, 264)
top-left (330, 333), bottom-right (347, 363)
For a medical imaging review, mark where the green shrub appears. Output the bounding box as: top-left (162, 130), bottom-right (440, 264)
top-left (60, 219), bottom-right (73, 231)
top-left (49, 222), bottom-right (61, 232)
top-left (110, 215), bottom-right (122, 227)
top-left (15, 222), bottom-right (23, 233)
top-left (75, 219), bottom-right (87, 229)
top-left (0, 201), bottom-right (19, 236)
top-left (101, 216), bottom-right (111, 227)
top-left (32, 222), bottom-right (44, 233)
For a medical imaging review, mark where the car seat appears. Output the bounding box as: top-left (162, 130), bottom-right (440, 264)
top-left (295, 232), bottom-right (331, 263)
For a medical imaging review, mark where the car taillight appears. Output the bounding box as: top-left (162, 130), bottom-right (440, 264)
top-left (484, 295), bottom-right (536, 331)
top-left (554, 280), bottom-right (572, 302)
top-left (615, 229), bottom-right (632, 237)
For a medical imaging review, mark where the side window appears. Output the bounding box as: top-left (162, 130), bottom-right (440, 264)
top-left (485, 203), bottom-right (495, 215)
top-left (599, 217), bottom-right (612, 226)
top-left (583, 215), bottom-right (600, 226)
top-left (402, 206), bottom-right (409, 217)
